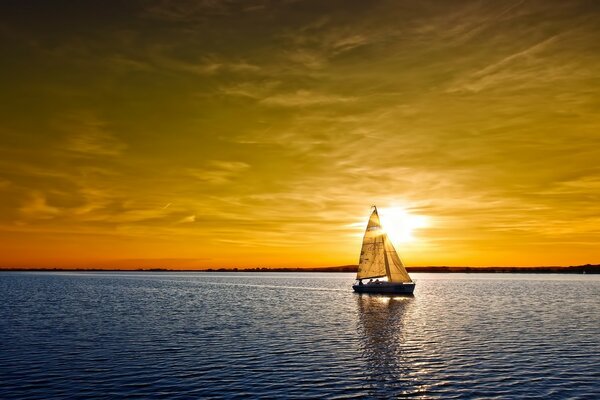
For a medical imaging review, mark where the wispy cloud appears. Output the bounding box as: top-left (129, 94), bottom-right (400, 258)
top-left (260, 90), bottom-right (355, 107)
top-left (143, 0), bottom-right (238, 20)
top-left (186, 161), bottom-right (250, 184)
top-left (57, 112), bottom-right (126, 157)
top-left (285, 49), bottom-right (328, 70)
top-left (219, 80), bottom-right (280, 99)
top-left (447, 33), bottom-right (572, 93)
top-left (152, 54), bottom-right (261, 76)
top-left (179, 215), bottom-right (196, 223)
top-left (19, 192), bottom-right (60, 219)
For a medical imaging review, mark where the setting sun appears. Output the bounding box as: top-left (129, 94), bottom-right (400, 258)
top-left (377, 207), bottom-right (429, 245)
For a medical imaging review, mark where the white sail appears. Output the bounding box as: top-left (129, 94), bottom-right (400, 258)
top-left (357, 209), bottom-right (387, 279)
top-left (356, 207), bottom-right (412, 282)
top-left (383, 233), bottom-right (412, 282)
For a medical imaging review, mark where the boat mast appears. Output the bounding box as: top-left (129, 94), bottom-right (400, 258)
top-left (373, 205), bottom-right (392, 280)
top-left (382, 235), bottom-right (392, 281)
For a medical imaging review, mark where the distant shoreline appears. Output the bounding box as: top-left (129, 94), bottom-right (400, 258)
top-left (1, 264), bottom-right (598, 274)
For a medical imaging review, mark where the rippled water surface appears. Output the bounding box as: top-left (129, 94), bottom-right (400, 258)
top-left (1, 272), bottom-right (599, 399)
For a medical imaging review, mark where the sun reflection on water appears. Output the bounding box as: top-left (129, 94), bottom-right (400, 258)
top-left (355, 294), bottom-right (425, 395)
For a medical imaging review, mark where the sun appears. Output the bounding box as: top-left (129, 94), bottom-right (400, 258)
top-left (377, 207), bottom-right (429, 244)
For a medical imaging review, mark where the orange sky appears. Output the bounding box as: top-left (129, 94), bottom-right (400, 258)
top-left (0, 1), bottom-right (599, 269)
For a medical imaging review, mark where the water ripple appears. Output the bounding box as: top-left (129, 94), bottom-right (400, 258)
top-left (1, 272), bottom-right (599, 399)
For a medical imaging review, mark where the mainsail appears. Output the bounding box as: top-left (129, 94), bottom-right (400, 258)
top-left (356, 207), bottom-right (412, 282)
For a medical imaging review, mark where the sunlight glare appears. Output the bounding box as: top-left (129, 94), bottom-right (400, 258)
top-left (378, 207), bottom-right (429, 244)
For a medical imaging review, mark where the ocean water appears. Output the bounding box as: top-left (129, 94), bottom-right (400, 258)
top-left (0, 272), bottom-right (599, 399)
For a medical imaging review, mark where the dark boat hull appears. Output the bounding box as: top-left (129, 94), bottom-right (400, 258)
top-left (352, 282), bottom-right (415, 294)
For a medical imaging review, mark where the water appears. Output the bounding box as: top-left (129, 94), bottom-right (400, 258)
top-left (1, 272), bottom-right (599, 399)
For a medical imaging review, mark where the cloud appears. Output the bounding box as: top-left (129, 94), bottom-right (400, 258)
top-left (19, 192), bottom-right (60, 219)
top-left (143, 0), bottom-right (237, 20)
top-left (186, 161), bottom-right (250, 184)
top-left (219, 80), bottom-right (280, 99)
top-left (219, 81), bottom-right (355, 108)
top-left (260, 90), bottom-right (355, 107)
top-left (179, 215), bottom-right (196, 223)
top-left (447, 33), bottom-right (571, 93)
top-left (153, 55), bottom-right (261, 76)
top-left (107, 54), bottom-right (154, 73)
top-left (56, 112), bottom-right (126, 157)
top-left (286, 49), bottom-right (328, 70)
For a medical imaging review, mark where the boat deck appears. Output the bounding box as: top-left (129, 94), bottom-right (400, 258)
top-left (352, 281), bottom-right (415, 294)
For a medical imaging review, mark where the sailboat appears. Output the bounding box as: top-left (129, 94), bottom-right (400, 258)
top-left (352, 206), bottom-right (415, 294)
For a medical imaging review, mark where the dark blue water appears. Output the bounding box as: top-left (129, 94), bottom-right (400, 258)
top-left (1, 272), bottom-right (599, 399)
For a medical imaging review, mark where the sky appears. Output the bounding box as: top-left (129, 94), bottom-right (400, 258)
top-left (0, 0), bottom-right (599, 269)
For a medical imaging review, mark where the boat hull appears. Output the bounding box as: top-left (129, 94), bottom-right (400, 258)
top-left (352, 282), bottom-right (415, 295)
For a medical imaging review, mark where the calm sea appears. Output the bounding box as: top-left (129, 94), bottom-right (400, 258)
top-left (1, 272), bottom-right (599, 399)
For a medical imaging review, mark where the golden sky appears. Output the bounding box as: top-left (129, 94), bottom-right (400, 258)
top-left (0, 1), bottom-right (599, 268)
